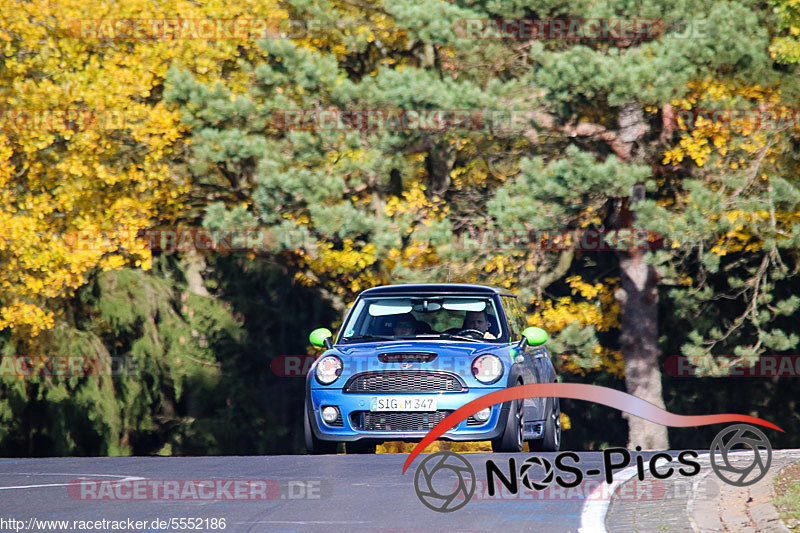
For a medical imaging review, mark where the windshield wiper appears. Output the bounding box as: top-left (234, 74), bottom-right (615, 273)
top-left (342, 334), bottom-right (395, 342)
top-left (343, 333), bottom-right (486, 343)
top-left (433, 333), bottom-right (484, 343)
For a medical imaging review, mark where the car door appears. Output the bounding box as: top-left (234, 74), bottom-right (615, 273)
top-left (501, 296), bottom-right (544, 418)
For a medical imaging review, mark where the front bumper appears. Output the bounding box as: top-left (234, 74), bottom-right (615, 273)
top-left (306, 386), bottom-right (509, 443)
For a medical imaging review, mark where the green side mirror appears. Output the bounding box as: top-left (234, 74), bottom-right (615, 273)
top-left (522, 326), bottom-right (548, 346)
top-left (309, 327), bottom-right (333, 348)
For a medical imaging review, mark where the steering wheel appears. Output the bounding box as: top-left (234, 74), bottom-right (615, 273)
top-left (456, 328), bottom-right (485, 338)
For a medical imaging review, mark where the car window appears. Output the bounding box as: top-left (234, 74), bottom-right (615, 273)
top-left (501, 295), bottom-right (527, 340)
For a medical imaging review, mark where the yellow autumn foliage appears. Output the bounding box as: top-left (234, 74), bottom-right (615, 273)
top-left (530, 276), bottom-right (624, 377)
top-left (662, 78), bottom-right (800, 258)
top-left (662, 79), bottom-right (783, 167)
top-left (0, 0), bottom-right (290, 344)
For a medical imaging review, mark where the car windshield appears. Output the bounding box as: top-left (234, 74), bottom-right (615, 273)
top-left (338, 295), bottom-right (506, 343)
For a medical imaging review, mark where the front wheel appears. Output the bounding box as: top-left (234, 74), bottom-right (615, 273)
top-left (304, 405), bottom-right (339, 454)
top-left (531, 397), bottom-right (561, 452)
top-left (492, 396), bottom-right (524, 453)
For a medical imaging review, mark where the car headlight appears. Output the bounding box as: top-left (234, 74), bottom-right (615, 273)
top-left (315, 355), bottom-right (342, 385)
top-left (472, 354), bottom-right (503, 384)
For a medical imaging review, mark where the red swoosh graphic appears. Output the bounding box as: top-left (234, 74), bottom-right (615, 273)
top-left (401, 383), bottom-right (783, 473)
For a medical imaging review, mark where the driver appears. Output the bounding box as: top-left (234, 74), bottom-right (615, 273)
top-left (463, 310), bottom-right (497, 340)
top-left (392, 314), bottom-right (417, 337)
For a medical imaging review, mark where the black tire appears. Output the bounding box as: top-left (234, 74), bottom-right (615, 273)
top-left (345, 441), bottom-right (376, 454)
top-left (491, 395), bottom-right (524, 453)
top-left (531, 397), bottom-right (561, 452)
top-left (304, 406), bottom-right (339, 454)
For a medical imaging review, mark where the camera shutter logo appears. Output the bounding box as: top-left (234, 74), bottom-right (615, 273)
top-left (520, 456), bottom-right (554, 491)
top-left (413, 451), bottom-right (476, 512)
top-left (710, 424), bottom-right (772, 487)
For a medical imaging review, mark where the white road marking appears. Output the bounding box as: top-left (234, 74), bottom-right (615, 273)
top-left (578, 463), bottom-right (639, 533)
top-left (0, 473), bottom-right (145, 490)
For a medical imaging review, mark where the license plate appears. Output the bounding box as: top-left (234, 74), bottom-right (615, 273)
top-left (370, 396), bottom-right (437, 412)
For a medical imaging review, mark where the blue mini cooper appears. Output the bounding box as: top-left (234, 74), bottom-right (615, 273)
top-left (303, 284), bottom-right (561, 454)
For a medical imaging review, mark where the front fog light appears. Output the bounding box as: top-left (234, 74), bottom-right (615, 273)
top-left (321, 406), bottom-right (340, 423)
top-left (474, 407), bottom-right (491, 422)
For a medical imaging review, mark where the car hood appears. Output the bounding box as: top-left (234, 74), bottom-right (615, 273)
top-left (336, 340), bottom-right (502, 357)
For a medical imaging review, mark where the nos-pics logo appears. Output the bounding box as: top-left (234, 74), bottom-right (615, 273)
top-left (413, 424), bottom-right (772, 513)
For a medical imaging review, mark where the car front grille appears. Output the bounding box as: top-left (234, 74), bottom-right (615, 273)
top-left (351, 410), bottom-right (451, 432)
top-left (343, 371), bottom-right (465, 393)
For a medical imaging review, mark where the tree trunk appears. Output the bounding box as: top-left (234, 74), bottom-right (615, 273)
top-left (181, 250), bottom-right (210, 296)
top-left (606, 102), bottom-right (669, 449)
top-left (616, 252), bottom-right (668, 449)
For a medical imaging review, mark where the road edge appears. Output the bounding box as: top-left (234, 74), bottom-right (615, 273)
top-left (578, 463), bottom-right (639, 533)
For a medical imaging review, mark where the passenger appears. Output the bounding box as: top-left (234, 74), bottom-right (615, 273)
top-left (392, 314), bottom-right (417, 337)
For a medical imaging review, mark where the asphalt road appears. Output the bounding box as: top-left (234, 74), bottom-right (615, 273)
top-left (12, 451), bottom-right (784, 533)
top-left (0, 452), bottom-right (636, 533)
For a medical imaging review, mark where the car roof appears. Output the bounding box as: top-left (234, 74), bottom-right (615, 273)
top-left (359, 283), bottom-right (517, 298)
